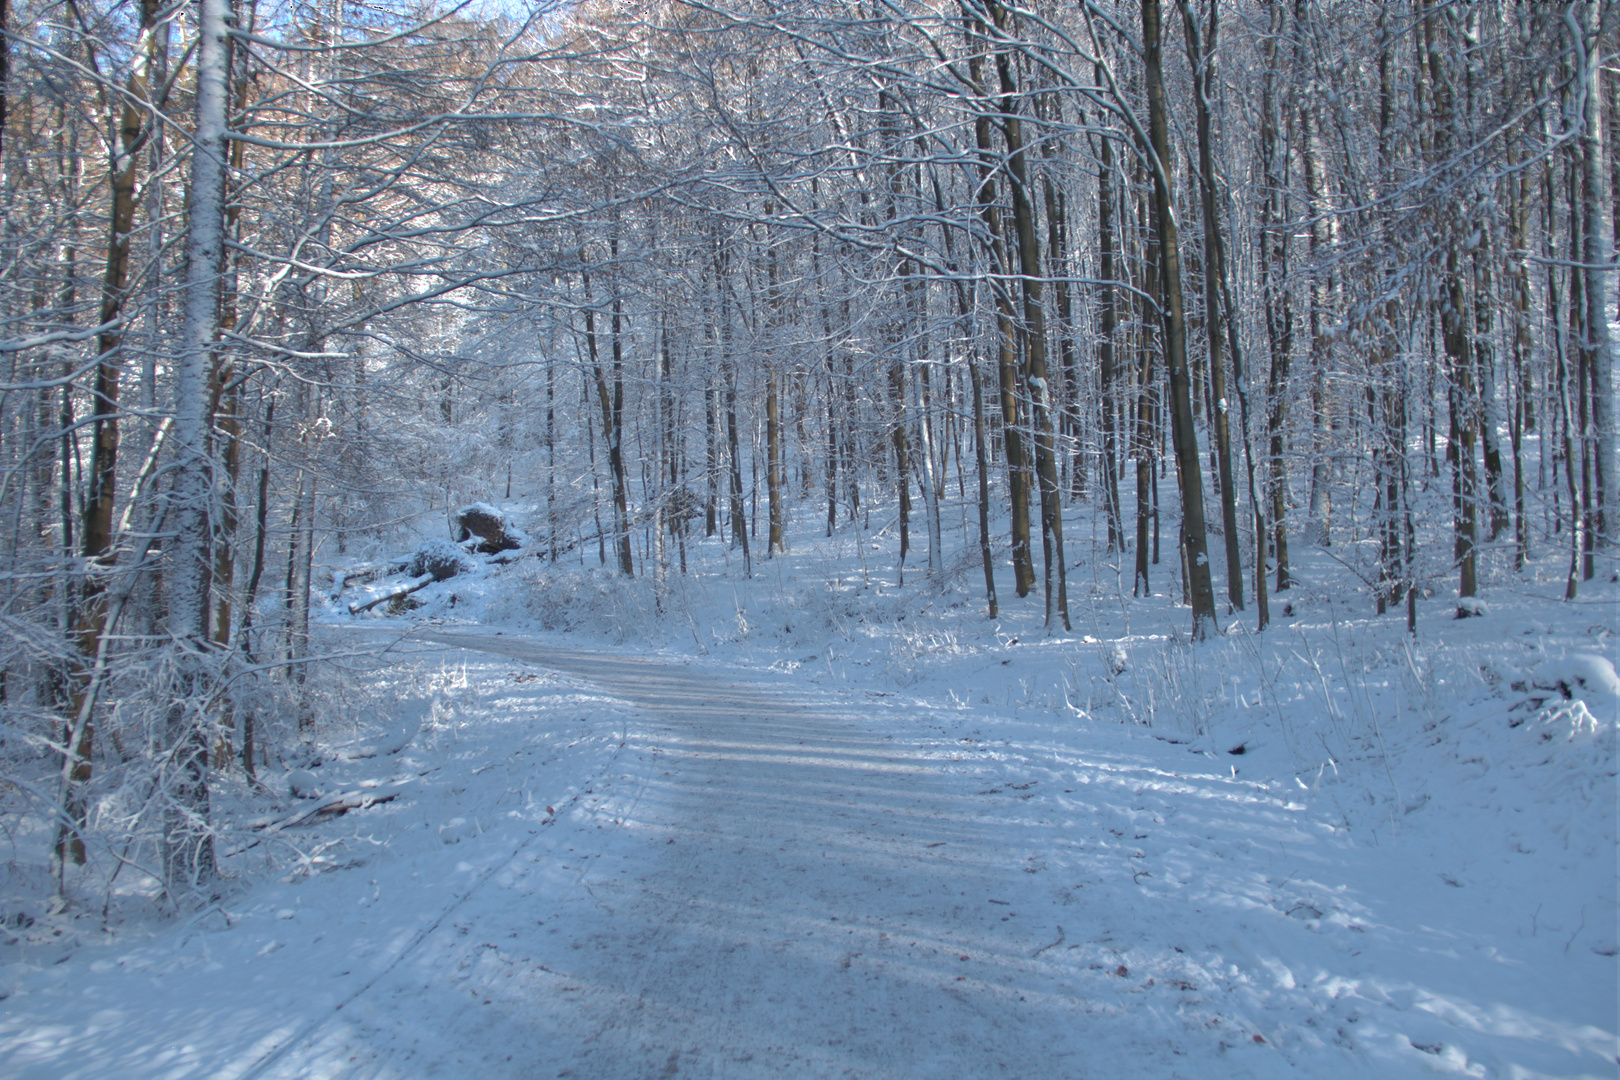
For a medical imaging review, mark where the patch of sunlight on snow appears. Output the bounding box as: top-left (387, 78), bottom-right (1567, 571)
top-left (1413, 991), bottom-right (1617, 1057)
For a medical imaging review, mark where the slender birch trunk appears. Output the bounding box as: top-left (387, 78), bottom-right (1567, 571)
top-left (164, 0), bottom-right (233, 892)
top-left (1576, 0), bottom-right (1615, 552)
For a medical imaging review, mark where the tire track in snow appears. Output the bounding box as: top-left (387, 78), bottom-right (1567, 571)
top-left (399, 627), bottom-right (1151, 1079)
top-left (229, 630), bottom-right (635, 1080)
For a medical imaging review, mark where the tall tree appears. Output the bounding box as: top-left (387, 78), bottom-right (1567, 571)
top-left (1259, 0), bottom-right (1293, 594)
top-left (1575, 0), bottom-right (1615, 553)
top-left (1143, 0), bottom-right (1218, 639)
top-left (164, 0), bottom-right (234, 892)
top-left (1179, 0), bottom-right (1243, 613)
top-left (988, 0), bottom-right (1068, 629)
top-left (55, 0), bottom-right (166, 869)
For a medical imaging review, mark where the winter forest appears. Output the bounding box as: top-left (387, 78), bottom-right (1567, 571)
top-left (1, 0), bottom-right (1616, 1076)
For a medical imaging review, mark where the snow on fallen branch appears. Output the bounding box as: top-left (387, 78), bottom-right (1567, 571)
top-left (329, 562), bottom-right (391, 598)
top-left (348, 572), bottom-right (436, 614)
top-left (224, 778), bottom-right (418, 858)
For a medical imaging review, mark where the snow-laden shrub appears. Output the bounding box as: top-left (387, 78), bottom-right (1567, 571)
top-left (406, 539), bottom-right (476, 581)
top-left (1519, 654), bottom-right (1620, 707)
top-left (484, 562), bottom-right (659, 643)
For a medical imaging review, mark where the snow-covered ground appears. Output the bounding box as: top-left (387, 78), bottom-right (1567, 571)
top-left (2, 506), bottom-right (1616, 1079)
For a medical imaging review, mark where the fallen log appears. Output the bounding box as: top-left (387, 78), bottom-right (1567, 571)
top-left (289, 786), bottom-right (407, 825)
top-left (348, 572), bottom-right (435, 614)
top-left (224, 778), bottom-right (418, 857)
top-left (328, 562), bottom-right (389, 599)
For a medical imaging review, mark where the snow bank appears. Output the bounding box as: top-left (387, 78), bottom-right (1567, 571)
top-left (1522, 653), bottom-right (1620, 707)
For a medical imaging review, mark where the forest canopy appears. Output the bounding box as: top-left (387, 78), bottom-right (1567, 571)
top-left (0, 0), bottom-right (1614, 899)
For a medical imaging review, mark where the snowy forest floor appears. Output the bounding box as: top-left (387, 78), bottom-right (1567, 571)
top-left (2, 511), bottom-right (1617, 1079)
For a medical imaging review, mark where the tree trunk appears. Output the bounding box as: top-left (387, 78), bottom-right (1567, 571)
top-left (932, 164), bottom-right (997, 613)
top-left (1474, 236), bottom-right (1510, 543)
top-left (55, 0), bottom-right (165, 869)
top-left (1509, 149), bottom-right (1532, 572)
top-left (548, 358), bottom-right (561, 558)
top-left (912, 272), bottom-right (944, 579)
top-left (1180, 0), bottom-right (1243, 612)
top-left (1135, 182), bottom-right (1157, 599)
top-left (287, 439), bottom-right (315, 736)
top-left (1443, 248), bottom-right (1480, 602)
top-left (1371, 10), bottom-right (1407, 616)
top-left (1572, 169), bottom-right (1596, 584)
top-left (813, 236), bottom-right (839, 537)
top-left (971, 355), bottom-right (998, 618)
top-left (1577, 0), bottom-right (1615, 553)
top-left (842, 305), bottom-right (861, 525)
top-left (889, 352), bottom-right (911, 577)
top-left (916, 358), bottom-right (944, 579)
top-left (1295, 9), bottom-right (1332, 550)
top-left (1260, 0), bottom-right (1292, 594)
top-left (237, 394), bottom-right (275, 778)
top-left (1042, 168), bottom-right (1082, 504)
top-left (767, 370), bottom-right (784, 556)
top-left (164, 0), bottom-right (233, 893)
top-left (990, 10), bottom-right (1068, 629)
top-left (764, 216), bottom-right (785, 557)
top-left (0, 0), bottom-right (7, 163)
top-left (965, 25), bottom-right (1034, 598)
top-left (1095, 116), bottom-right (1124, 554)
top-left (1144, 0), bottom-right (1218, 639)
top-left (583, 260), bottom-right (633, 577)
top-left (726, 365), bottom-right (750, 574)
top-left (1554, 264), bottom-right (1582, 600)
top-left (209, 61), bottom-right (254, 670)
top-left (704, 289), bottom-right (720, 541)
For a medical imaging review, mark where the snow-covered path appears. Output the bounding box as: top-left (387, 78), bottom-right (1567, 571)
top-left (3, 623), bottom-right (1613, 1079)
top-left (406, 628), bottom-right (1124, 1078)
